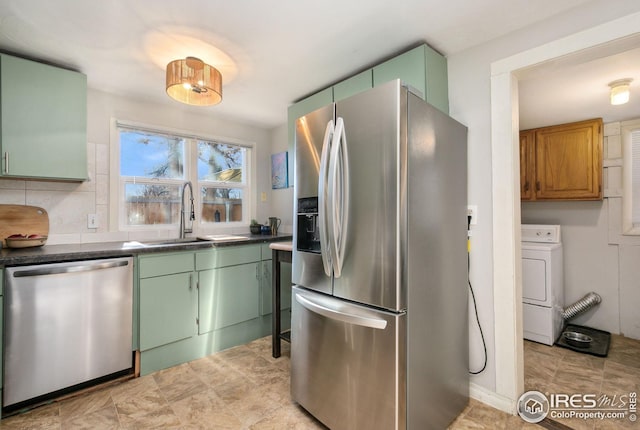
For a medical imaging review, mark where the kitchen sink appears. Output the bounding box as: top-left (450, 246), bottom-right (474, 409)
top-left (121, 237), bottom-right (207, 249)
top-left (122, 235), bottom-right (250, 249)
top-left (197, 234), bottom-right (250, 242)
top-left (143, 238), bottom-right (207, 246)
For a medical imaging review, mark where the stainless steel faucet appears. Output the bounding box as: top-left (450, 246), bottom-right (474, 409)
top-left (179, 181), bottom-right (195, 238)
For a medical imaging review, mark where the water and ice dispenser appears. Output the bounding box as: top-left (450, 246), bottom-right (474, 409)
top-left (296, 197), bottom-right (320, 253)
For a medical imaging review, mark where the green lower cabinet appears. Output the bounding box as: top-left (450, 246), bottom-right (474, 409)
top-left (260, 260), bottom-right (272, 316)
top-left (139, 272), bottom-right (196, 351)
top-left (198, 263), bottom-right (260, 334)
top-left (139, 245), bottom-right (274, 375)
top-left (1, 269), bottom-right (5, 394)
top-left (0, 296), bottom-right (3, 390)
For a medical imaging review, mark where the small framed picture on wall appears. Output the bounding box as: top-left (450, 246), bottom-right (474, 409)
top-left (271, 151), bottom-right (289, 189)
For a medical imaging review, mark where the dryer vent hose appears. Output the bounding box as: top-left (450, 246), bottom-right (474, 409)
top-left (562, 292), bottom-right (602, 321)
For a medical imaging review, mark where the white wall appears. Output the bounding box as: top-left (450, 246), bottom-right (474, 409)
top-left (447, 0), bottom-right (640, 409)
top-left (268, 123), bottom-right (294, 234)
top-left (0, 88), bottom-right (275, 244)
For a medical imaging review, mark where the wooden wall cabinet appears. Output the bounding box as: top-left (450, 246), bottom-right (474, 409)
top-left (520, 118), bottom-right (603, 201)
top-left (520, 130), bottom-right (536, 200)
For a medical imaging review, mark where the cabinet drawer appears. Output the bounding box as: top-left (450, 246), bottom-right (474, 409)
top-left (196, 245), bottom-right (261, 270)
top-left (139, 252), bottom-right (194, 278)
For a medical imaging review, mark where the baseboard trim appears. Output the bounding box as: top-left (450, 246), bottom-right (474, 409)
top-left (469, 382), bottom-right (516, 415)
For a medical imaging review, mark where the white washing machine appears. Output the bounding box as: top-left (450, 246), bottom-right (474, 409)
top-left (522, 224), bottom-right (564, 346)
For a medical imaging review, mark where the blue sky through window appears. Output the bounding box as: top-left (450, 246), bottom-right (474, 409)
top-left (120, 130), bottom-right (184, 179)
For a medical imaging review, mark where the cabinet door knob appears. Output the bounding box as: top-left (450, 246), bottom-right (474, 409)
top-left (3, 152), bottom-right (8, 174)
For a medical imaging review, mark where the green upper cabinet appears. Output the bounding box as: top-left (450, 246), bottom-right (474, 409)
top-left (0, 53), bottom-right (87, 181)
top-left (287, 44), bottom-right (448, 186)
top-left (333, 70), bottom-right (373, 102)
top-left (373, 44), bottom-right (448, 113)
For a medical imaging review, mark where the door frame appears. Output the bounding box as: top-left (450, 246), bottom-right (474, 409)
top-left (489, 13), bottom-right (640, 412)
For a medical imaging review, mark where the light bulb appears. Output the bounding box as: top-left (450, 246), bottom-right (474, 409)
top-left (609, 79), bottom-right (632, 105)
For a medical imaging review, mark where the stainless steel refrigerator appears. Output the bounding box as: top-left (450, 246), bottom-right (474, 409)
top-left (291, 79), bottom-right (469, 430)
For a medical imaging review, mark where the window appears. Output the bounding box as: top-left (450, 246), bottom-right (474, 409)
top-left (113, 121), bottom-right (252, 230)
top-left (198, 141), bottom-right (246, 223)
top-left (622, 119), bottom-right (640, 234)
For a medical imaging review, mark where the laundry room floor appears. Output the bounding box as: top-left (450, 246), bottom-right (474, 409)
top-left (523, 334), bottom-right (640, 430)
top-left (1, 335), bottom-right (637, 429)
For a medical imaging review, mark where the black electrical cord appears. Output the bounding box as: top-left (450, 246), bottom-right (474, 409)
top-left (468, 215), bottom-right (487, 375)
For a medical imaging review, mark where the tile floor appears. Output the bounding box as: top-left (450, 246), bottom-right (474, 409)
top-left (522, 334), bottom-right (640, 430)
top-left (0, 334), bottom-right (638, 429)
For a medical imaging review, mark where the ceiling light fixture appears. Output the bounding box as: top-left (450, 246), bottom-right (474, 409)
top-left (608, 78), bottom-right (633, 105)
top-left (166, 57), bottom-right (222, 106)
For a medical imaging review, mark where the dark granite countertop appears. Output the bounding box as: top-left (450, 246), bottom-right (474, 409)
top-left (0, 233), bottom-right (292, 266)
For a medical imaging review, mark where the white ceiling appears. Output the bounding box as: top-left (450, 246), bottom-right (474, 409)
top-left (0, 0), bottom-right (637, 129)
top-left (518, 35), bottom-right (640, 130)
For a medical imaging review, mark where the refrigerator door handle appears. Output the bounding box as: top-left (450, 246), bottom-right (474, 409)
top-left (318, 120), bottom-right (335, 277)
top-left (295, 291), bottom-right (388, 330)
top-left (328, 117), bottom-right (350, 278)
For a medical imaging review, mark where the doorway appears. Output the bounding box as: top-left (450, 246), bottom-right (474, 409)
top-left (489, 17), bottom-right (640, 412)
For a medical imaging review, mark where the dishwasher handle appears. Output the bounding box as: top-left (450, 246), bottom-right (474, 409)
top-left (11, 259), bottom-right (130, 278)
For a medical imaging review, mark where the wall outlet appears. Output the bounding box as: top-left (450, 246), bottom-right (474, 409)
top-left (467, 205), bottom-right (478, 225)
top-left (261, 192), bottom-right (267, 202)
top-left (87, 213), bottom-right (98, 229)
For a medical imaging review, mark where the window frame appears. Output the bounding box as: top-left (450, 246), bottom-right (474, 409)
top-left (622, 118), bottom-right (640, 235)
top-left (109, 118), bottom-right (254, 233)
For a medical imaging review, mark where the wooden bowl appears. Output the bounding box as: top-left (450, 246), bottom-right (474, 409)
top-left (5, 236), bottom-right (48, 248)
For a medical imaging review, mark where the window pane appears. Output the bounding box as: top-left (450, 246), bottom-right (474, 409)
top-left (201, 187), bottom-right (243, 222)
top-left (197, 141), bottom-right (244, 182)
top-left (125, 183), bottom-right (180, 225)
top-left (120, 130), bottom-right (185, 179)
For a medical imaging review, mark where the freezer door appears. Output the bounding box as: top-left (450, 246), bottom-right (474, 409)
top-left (332, 80), bottom-right (404, 310)
top-left (293, 103), bottom-right (335, 294)
top-left (291, 286), bottom-right (406, 430)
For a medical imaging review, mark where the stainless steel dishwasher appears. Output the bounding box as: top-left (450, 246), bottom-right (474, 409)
top-left (3, 257), bottom-right (133, 409)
